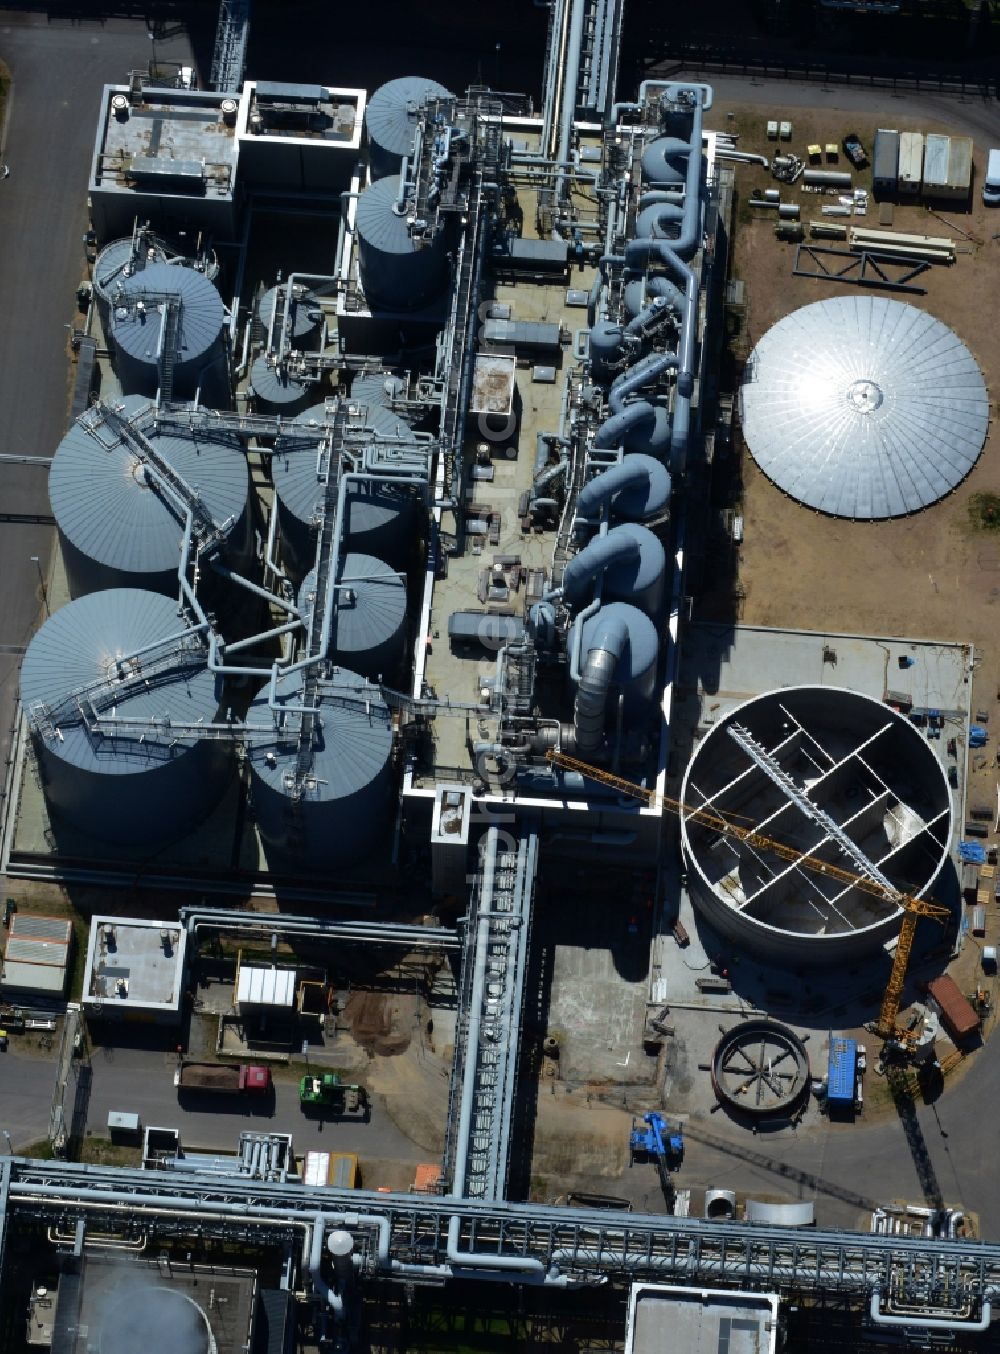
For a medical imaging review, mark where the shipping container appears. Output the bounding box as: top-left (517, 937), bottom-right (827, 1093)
top-left (962, 862), bottom-right (979, 901)
top-left (897, 132), bottom-right (924, 195)
top-left (872, 129), bottom-right (900, 198)
top-left (923, 134), bottom-right (973, 201)
top-left (972, 905), bottom-right (987, 936)
top-left (926, 975), bottom-right (979, 1042)
top-left (302, 1150), bottom-right (359, 1189)
top-left (827, 1037), bottom-right (857, 1104)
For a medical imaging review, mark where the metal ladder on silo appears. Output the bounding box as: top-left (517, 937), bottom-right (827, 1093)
top-left (158, 297), bottom-right (182, 406)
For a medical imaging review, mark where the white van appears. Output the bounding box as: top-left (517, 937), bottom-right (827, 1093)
top-left (984, 148), bottom-right (1000, 206)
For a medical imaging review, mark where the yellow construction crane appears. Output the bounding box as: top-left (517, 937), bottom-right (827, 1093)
top-left (544, 748), bottom-right (950, 1045)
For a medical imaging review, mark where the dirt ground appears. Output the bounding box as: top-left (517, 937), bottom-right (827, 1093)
top-left (712, 101), bottom-right (1000, 832)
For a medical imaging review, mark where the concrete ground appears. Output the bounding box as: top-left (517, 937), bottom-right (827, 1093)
top-left (0, 10), bottom-right (198, 804)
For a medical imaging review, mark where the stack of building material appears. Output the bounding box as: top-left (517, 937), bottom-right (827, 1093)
top-left (848, 227), bottom-right (955, 262)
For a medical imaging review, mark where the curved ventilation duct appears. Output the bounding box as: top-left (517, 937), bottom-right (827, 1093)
top-left (592, 351), bottom-right (677, 460)
top-left (591, 85), bottom-right (707, 469)
top-left (563, 523), bottom-right (666, 615)
top-left (576, 454), bottom-right (671, 522)
top-left (572, 602), bottom-right (659, 758)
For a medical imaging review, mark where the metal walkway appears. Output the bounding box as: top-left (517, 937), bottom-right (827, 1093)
top-left (445, 827), bottom-right (538, 1201)
top-left (5, 1157), bottom-right (999, 1316)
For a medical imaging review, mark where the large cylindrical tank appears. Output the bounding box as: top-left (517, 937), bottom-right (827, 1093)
top-left (110, 262), bottom-right (227, 405)
top-left (299, 552), bottom-right (407, 680)
top-left (679, 686), bottom-right (954, 965)
top-left (49, 396), bottom-right (251, 599)
top-left (250, 354), bottom-right (313, 413)
top-left (20, 589), bottom-right (230, 849)
top-left (273, 403), bottom-right (417, 579)
top-left (93, 235), bottom-right (167, 334)
top-left (365, 75), bottom-right (452, 180)
top-left (258, 283), bottom-right (322, 347)
top-left (578, 602), bottom-right (659, 714)
top-left (351, 370), bottom-right (409, 416)
top-left (355, 175), bottom-right (450, 311)
top-left (641, 136), bottom-right (691, 185)
top-left (247, 668), bottom-right (394, 873)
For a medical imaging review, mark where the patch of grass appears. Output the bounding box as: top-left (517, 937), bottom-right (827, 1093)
top-left (79, 1136), bottom-right (141, 1168)
top-left (19, 1139), bottom-right (54, 1161)
top-left (968, 491), bottom-right (1000, 533)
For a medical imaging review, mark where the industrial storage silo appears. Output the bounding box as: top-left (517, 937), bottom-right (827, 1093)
top-left (246, 668), bottom-right (394, 873)
top-left (355, 175), bottom-right (450, 311)
top-left (679, 686), bottom-right (954, 965)
top-left (20, 589), bottom-right (231, 849)
top-left (272, 403), bottom-right (417, 578)
top-left (258, 283), bottom-right (323, 348)
top-left (298, 552), bottom-right (407, 680)
top-left (110, 262), bottom-right (228, 405)
top-left (49, 396), bottom-right (251, 599)
top-left (365, 75), bottom-right (453, 180)
top-left (93, 235), bottom-right (166, 334)
top-left (250, 354), bottom-right (314, 413)
top-left (350, 370), bottom-right (408, 415)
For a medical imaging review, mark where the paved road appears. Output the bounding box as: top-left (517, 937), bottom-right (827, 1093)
top-left (0, 1042), bottom-right (426, 1178)
top-left (0, 10), bottom-right (195, 794)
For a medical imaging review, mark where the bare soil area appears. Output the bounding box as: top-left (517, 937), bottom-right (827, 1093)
top-left (714, 103), bottom-right (1000, 826)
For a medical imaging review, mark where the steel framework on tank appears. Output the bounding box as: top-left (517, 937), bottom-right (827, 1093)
top-left (443, 828), bottom-right (538, 1201)
top-left (2, 1156), bottom-right (997, 1319)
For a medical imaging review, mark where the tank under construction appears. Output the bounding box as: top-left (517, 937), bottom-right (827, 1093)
top-left (680, 686), bottom-right (954, 963)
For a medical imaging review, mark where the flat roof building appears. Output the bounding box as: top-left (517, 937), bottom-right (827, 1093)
top-left (89, 84), bottom-right (244, 241)
top-left (1, 913), bottom-right (72, 997)
top-left (80, 916), bottom-right (187, 1022)
top-left (625, 1284), bottom-right (780, 1354)
top-left (236, 80), bottom-right (365, 190)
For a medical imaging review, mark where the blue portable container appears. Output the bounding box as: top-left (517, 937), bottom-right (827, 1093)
top-left (827, 1037), bottom-right (857, 1105)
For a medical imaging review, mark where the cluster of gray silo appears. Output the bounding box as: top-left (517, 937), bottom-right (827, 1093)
top-left (356, 77), bottom-right (454, 312)
top-left (21, 589), bottom-right (229, 849)
top-left (245, 668), bottom-right (394, 873)
top-left (108, 261), bottom-right (229, 407)
top-left (25, 388), bottom-right (257, 849)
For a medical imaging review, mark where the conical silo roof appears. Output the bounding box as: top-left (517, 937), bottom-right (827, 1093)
top-left (49, 396), bottom-right (248, 582)
top-left (365, 76), bottom-right (453, 176)
top-left (21, 589), bottom-right (221, 777)
top-left (111, 261), bottom-right (224, 367)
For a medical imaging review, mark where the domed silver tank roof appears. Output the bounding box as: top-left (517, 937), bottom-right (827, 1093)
top-left (740, 296), bottom-right (989, 519)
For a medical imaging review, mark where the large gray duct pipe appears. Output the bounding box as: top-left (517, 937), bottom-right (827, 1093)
top-left (591, 351), bottom-right (677, 454)
top-left (573, 609), bottom-right (628, 757)
top-left (563, 531), bottom-right (639, 607)
top-left (576, 456), bottom-right (670, 520)
top-left (608, 351), bottom-right (677, 414)
top-left (597, 86), bottom-right (707, 466)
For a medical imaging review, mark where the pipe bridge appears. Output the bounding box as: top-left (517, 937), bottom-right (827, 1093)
top-left (3, 1156), bottom-right (999, 1320)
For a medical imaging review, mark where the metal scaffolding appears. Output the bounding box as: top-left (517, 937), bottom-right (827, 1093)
top-left (446, 828), bottom-right (538, 1201)
top-left (210, 0), bottom-right (251, 94)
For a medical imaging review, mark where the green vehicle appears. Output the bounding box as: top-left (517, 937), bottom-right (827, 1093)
top-left (299, 1072), bottom-right (368, 1117)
